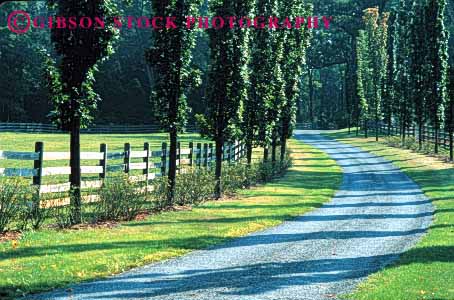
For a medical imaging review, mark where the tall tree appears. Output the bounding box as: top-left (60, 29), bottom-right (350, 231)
top-left (426, 0), bottom-right (450, 154)
top-left (280, 1), bottom-right (312, 160)
top-left (392, 0), bottom-right (412, 143)
top-left (382, 9), bottom-right (396, 137)
top-left (409, 0), bottom-right (430, 149)
top-left (446, 65), bottom-right (454, 160)
top-left (146, 0), bottom-right (202, 205)
top-left (245, 0), bottom-right (279, 163)
top-left (197, 0), bottom-right (251, 198)
top-left (47, 0), bottom-right (118, 224)
top-left (357, 8), bottom-right (389, 140)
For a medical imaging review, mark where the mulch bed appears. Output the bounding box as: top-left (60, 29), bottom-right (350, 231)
top-left (0, 205), bottom-right (195, 243)
top-left (0, 230), bottom-right (22, 243)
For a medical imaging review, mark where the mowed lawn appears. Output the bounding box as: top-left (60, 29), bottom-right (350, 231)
top-left (0, 132), bottom-right (207, 167)
top-left (0, 139), bottom-right (342, 299)
top-left (325, 130), bottom-right (454, 300)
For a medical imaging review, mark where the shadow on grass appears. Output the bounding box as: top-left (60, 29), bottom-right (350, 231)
top-left (11, 246), bottom-right (452, 300)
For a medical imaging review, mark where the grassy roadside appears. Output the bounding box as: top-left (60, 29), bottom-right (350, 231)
top-left (0, 139), bottom-right (342, 299)
top-left (325, 129), bottom-right (454, 300)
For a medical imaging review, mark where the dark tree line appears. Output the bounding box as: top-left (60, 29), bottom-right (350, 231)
top-left (356, 0), bottom-right (451, 157)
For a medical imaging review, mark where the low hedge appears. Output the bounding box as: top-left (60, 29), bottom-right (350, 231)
top-left (0, 155), bottom-right (292, 231)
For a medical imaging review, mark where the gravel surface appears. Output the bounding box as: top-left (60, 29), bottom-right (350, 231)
top-left (29, 131), bottom-right (433, 300)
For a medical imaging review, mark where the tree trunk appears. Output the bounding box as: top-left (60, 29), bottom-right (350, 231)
top-left (246, 141), bottom-right (253, 166)
top-left (375, 117), bottom-right (379, 142)
top-left (364, 120), bottom-right (368, 139)
top-left (435, 127), bottom-right (439, 154)
top-left (167, 126), bottom-right (178, 206)
top-left (214, 137), bottom-right (223, 199)
top-left (263, 147), bottom-right (269, 162)
top-left (402, 122), bottom-right (406, 146)
top-left (450, 129), bottom-right (453, 161)
top-left (280, 136), bottom-right (287, 162)
top-left (308, 68), bottom-right (314, 125)
top-left (418, 122), bottom-right (423, 150)
top-left (70, 115), bottom-right (81, 224)
top-left (271, 135), bottom-right (277, 165)
top-left (387, 117), bottom-right (391, 136)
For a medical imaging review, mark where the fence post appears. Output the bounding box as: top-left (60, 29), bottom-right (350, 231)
top-left (124, 143), bottom-right (131, 175)
top-left (144, 142), bottom-right (150, 190)
top-left (232, 143), bottom-right (236, 163)
top-left (99, 143), bottom-right (107, 181)
top-left (161, 142), bottom-right (167, 176)
top-left (208, 143), bottom-right (213, 170)
top-left (33, 142), bottom-right (44, 197)
top-left (227, 144), bottom-right (231, 164)
top-left (203, 144), bottom-right (209, 169)
top-left (196, 143), bottom-right (202, 168)
top-left (177, 142), bottom-right (181, 174)
top-left (189, 142), bottom-right (194, 167)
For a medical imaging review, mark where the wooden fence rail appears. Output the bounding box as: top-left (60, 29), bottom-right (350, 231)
top-left (0, 140), bottom-right (246, 197)
top-left (371, 123), bottom-right (453, 151)
top-left (0, 122), bottom-right (199, 134)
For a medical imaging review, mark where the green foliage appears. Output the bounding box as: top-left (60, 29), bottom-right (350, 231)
top-left (280, 1), bottom-right (312, 142)
top-left (175, 169), bottom-right (215, 205)
top-left (151, 169), bottom-right (215, 209)
top-left (93, 177), bottom-right (146, 222)
top-left (0, 2), bottom-right (51, 123)
top-left (146, 0), bottom-right (202, 132)
top-left (392, 0), bottom-right (413, 133)
top-left (19, 191), bottom-right (50, 231)
top-left (425, 0), bottom-right (450, 131)
top-left (357, 7), bottom-right (389, 135)
top-left (0, 179), bottom-right (33, 233)
top-left (46, 0), bottom-right (120, 130)
top-left (197, 0), bottom-right (252, 142)
top-left (247, 0), bottom-right (278, 148)
top-left (388, 0), bottom-right (450, 148)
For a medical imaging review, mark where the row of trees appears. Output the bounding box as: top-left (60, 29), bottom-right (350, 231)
top-left (41, 0), bottom-right (313, 224)
top-left (149, 0), bottom-right (312, 202)
top-left (356, 0), bottom-right (453, 155)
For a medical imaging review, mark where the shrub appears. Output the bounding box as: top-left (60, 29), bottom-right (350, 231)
top-left (151, 154), bottom-right (292, 209)
top-left (0, 178), bottom-right (32, 233)
top-left (52, 203), bottom-right (73, 229)
top-left (256, 156), bottom-right (291, 183)
top-left (92, 177), bottom-right (145, 222)
top-left (221, 163), bottom-right (250, 195)
top-left (385, 135), bottom-right (439, 155)
top-left (175, 168), bottom-right (214, 205)
top-left (150, 176), bottom-right (170, 210)
top-left (402, 136), bottom-right (417, 149)
top-left (19, 189), bottom-right (51, 230)
top-left (151, 169), bottom-right (215, 208)
top-left (384, 136), bottom-right (402, 148)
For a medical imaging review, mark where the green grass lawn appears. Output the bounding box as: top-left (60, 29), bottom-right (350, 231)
top-left (0, 132), bottom-right (206, 167)
top-left (325, 129), bottom-right (454, 300)
top-left (0, 132), bottom-right (205, 152)
top-left (0, 139), bottom-right (342, 299)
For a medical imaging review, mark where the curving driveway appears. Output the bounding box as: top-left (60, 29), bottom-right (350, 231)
top-left (29, 131), bottom-right (433, 300)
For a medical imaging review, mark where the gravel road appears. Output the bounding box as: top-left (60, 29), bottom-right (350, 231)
top-left (29, 131), bottom-right (433, 300)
